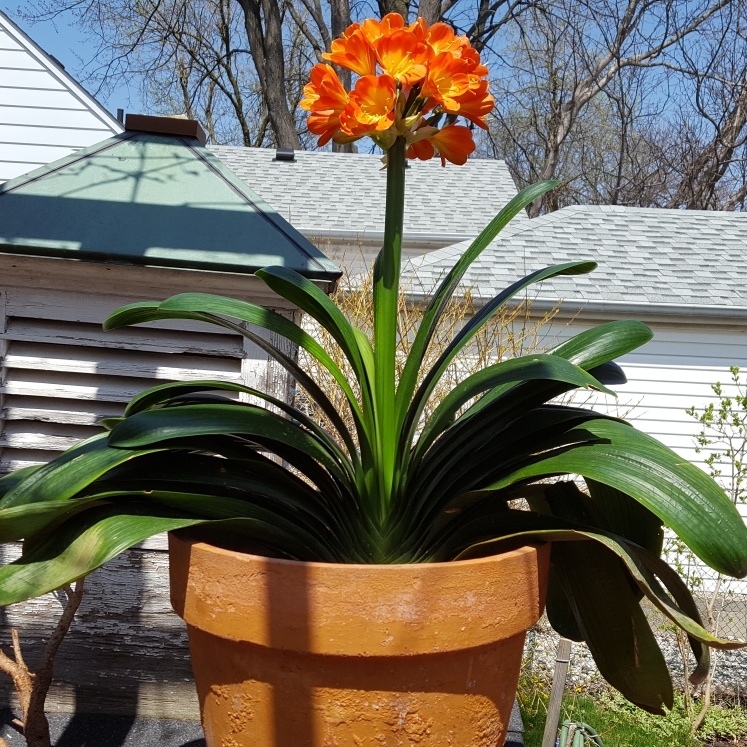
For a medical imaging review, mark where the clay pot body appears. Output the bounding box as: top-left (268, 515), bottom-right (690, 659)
top-left (169, 533), bottom-right (550, 747)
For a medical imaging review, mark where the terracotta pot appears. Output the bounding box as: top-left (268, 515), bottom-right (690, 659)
top-left (169, 532), bottom-right (550, 747)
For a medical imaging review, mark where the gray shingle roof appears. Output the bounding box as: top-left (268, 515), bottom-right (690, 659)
top-left (404, 205), bottom-right (747, 311)
top-left (209, 146), bottom-right (522, 241)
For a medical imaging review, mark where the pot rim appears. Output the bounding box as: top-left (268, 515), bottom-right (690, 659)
top-left (169, 532), bottom-right (551, 655)
top-left (169, 530), bottom-right (546, 570)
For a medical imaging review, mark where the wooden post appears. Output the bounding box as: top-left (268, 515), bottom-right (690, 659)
top-left (541, 638), bottom-right (573, 747)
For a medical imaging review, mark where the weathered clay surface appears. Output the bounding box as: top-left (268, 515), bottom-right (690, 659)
top-left (170, 534), bottom-right (550, 747)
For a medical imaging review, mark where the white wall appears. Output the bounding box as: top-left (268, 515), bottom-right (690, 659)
top-left (0, 15), bottom-right (122, 183)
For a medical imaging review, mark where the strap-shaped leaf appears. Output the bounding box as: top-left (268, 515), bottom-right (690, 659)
top-left (585, 479), bottom-right (663, 557)
top-left (0, 465), bottom-right (43, 499)
top-left (546, 560), bottom-right (584, 641)
top-left (409, 407), bottom-right (613, 524)
top-left (399, 262), bottom-right (598, 465)
top-left (93, 490), bottom-right (344, 561)
top-left (443, 510), bottom-right (740, 651)
top-left (155, 293), bottom-right (365, 432)
top-left (0, 504), bottom-right (205, 605)
top-left (551, 537), bottom-right (674, 714)
top-left (412, 354), bottom-right (612, 467)
top-left (95, 448), bottom-right (318, 506)
top-left (550, 319), bottom-right (654, 366)
top-left (485, 419), bottom-right (747, 578)
top-left (108, 404), bottom-right (356, 495)
top-left (461, 320), bottom-right (652, 424)
top-left (0, 434), bottom-right (162, 509)
top-left (0, 502), bottom-right (339, 606)
top-left (395, 181), bottom-right (558, 433)
top-left (91, 446), bottom-right (363, 551)
top-left (254, 267), bottom-right (376, 406)
top-left (0, 497), bottom-right (101, 543)
top-left (122, 379), bottom-right (360, 481)
top-left (540, 479), bottom-right (676, 709)
top-left (106, 298), bottom-right (367, 461)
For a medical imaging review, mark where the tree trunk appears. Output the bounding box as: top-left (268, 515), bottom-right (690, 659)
top-left (377, 0), bottom-right (411, 20)
top-left (418, 0), bottom-right (442, 26)
top-left (330, 0), bottom-right (356, 153)
top-left (667, 83), bottom-right (747, 209)
top-left (237, 0), bottom-right (302, 149)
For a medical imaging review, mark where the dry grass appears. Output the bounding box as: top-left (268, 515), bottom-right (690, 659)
top-left (296, 247), bottom-right (562, 446)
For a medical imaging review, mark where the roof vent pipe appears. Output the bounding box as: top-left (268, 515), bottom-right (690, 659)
top-left (274, 147), bottom-right (295, 162)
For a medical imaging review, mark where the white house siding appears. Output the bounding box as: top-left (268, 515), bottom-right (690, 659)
top-left (0, 12), bottom-right (122, 183)
top-left (539, 317), bottom-right (747, 501)
top-left (537, 314), bottom-right (747, 598)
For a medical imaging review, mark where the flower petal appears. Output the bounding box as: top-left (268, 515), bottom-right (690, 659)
top-left (429, 124), bottom-right (476, 166)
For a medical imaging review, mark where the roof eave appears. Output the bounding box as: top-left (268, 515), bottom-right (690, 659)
top-left (0, 243), bottom-right (342, 284)
top-left (402, 289), bottom-right (747, 322)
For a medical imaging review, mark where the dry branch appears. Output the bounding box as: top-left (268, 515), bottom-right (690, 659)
top-left (0, 579), bottom-right (86, 747)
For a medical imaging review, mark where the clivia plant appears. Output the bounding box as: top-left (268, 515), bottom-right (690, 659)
top-left (0, 11), bottom-right (746, 728)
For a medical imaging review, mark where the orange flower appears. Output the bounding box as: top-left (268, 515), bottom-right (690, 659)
top-left (301, 64), bottom-right (349, 146)
top-left (305, 15), bottom-right (490, 166)
top-left (428, 124), bottom-right (476, 166)
top-left (421, 52), bottom-right (473, 111)
top-left (407, 17), bottom-right (428, 42)
top-left (406, 137), bottom-right (435, 161)
top-left (460, 47), bottom-right (489, 77)
top-left (322, 26), bottom-right (377, 77)
top-left (360, 13), bottom-right (406, 46)
top-left (376, 28), bottom-right (427, 84)
top-left (456, 95), bottom-right (494, 130)
top-left (426, 23), bottom-right (469, 57)
top-left (454, 80), bottom-right (494, 129)
top-left (340, 74), bottom-right (397, 137)
top-left (301, 64), bottom-right (348, 111)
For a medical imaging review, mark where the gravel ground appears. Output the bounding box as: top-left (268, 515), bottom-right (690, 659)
top-left (525, 617), bottom-right (747, 698)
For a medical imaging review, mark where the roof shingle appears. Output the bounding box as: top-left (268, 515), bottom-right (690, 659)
top-left (404, 205), bottom-right (747, 310)
top-left (209, 146), bottom-right (522, 240)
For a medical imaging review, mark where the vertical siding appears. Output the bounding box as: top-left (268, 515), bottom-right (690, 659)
top-left (0, 15), bottom-right (122, 183)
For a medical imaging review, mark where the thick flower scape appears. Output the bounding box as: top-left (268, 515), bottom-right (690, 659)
top-left (300, 14), bottom-right (494, 165)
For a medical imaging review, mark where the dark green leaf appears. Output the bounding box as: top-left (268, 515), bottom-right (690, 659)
top-left (486, 419), bottom-right (747, 578)
top-left (395, 181), bottom-right (558, 433)
top-left (108, 404), bottom-right (355, 495)
top-left (0, 434), bottom-right (161, 509)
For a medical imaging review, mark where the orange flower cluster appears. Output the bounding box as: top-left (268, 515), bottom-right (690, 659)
top-left (300, 14), bottom-right (493, 166)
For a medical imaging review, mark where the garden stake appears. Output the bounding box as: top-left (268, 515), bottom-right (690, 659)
top-left (542, 637), bottom-right (572, 747)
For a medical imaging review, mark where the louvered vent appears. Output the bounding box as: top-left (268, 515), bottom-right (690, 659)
top-left (0, 315), bottom-right (245, 474)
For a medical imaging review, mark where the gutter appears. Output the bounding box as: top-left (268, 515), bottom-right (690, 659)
top-left (300, 227), bottom-right (477, 249)
top-left (525, 296), bottom-right (747, 322)
top-left (403, 288), bottom-right (747, 323)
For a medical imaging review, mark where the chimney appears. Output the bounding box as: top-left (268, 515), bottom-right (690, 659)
top-left (274, 147), bottom-right (295, 162)
top-left (124, 114), bottom-right (207, 145)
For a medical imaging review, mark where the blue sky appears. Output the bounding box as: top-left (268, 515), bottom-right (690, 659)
top-left (2, 1), bottom-right (143, 116)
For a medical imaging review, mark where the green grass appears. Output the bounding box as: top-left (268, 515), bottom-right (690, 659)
top-left (519, 686), bottom-right (747, 747)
